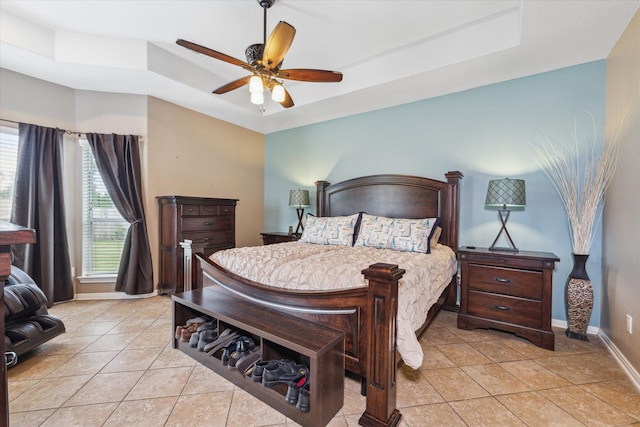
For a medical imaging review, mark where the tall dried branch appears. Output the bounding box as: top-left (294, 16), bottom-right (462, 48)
top-left (532, 112), bottom-right (620, 255)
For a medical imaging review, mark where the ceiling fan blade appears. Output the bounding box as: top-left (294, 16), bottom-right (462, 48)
top-left (213, 76), bottom-right (251, 94)
top-left (176, 39), bottom-right (252, 71)
top-left (277, 69), bottom-right (343, 83)
top-left (262, 21), bottom-right (296, 70)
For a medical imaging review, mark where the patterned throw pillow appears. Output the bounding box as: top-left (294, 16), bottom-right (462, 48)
top-left (354, 214), bottom-right (441, 253)
top-left (299, 213), bottom-right (360, 246)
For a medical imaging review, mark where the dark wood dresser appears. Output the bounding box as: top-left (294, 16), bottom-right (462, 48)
top-left (457, 247), bottom-right (559, 350)
top-left (157, 196), bottom-right (237, 295)
top-left (260, 231), bottom-right (301, 245)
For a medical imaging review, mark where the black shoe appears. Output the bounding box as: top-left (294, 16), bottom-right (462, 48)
top-left (296, 384), bottom-right (310, 412)
top-left (262, 361), bottom-right (308, 388)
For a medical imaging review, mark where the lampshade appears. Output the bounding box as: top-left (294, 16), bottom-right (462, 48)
top-left (289, 189), bottom-right (310, 208)
top-left (249, 75), bottom-right (263, 94)
top-left (485, 178), bottom-right (526, 208)
top-left (271, 83), bottom-right (285, 103)
top-left (250, 91), bottom-right (264, 105)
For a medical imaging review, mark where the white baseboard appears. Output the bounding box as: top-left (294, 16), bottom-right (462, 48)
top-left (74, 292), bottom-right (156, 300)
top-left (598, 330), bottom-right (640, 392)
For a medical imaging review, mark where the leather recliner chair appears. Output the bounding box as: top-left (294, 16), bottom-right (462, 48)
top-left (4, 266), bottom-right (66, 359)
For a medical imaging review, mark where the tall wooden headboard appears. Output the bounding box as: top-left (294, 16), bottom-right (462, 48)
top-left (315, 171), bottom-right (463, 252)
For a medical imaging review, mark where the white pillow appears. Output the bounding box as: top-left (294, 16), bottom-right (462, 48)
top-left (299, 214), bottom-right (360, 246)
top-left (354, 214), bottom-right (441, 253)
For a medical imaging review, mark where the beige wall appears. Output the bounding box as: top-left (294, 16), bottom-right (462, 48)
top-left (0, 69), bottom-right (265, 295)
top-left (603, 10), bottom-right (640, 372)
top-left (145, 97), bottom-right (265, 289)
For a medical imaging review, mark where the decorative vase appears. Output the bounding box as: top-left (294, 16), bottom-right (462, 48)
top-left (565, 253), bottom-right (593, 341)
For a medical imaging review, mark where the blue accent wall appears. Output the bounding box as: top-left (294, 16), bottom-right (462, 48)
top-left (265, 60), bottom-right (606, 326)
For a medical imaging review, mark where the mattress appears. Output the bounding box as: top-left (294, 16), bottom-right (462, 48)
top-left (210, 241), bottom-right (457, 369)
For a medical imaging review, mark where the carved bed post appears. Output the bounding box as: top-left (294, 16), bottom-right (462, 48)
top-left (359, 263), bottom-right (405, 427)
top-left (444, 171), bottom-right (463, 311)
top-left (315, 180), bottom-right (330, 216)
top-left (180, 240), bottom-right (193, 292)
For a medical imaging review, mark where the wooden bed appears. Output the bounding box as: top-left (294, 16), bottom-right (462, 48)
top-left (183, 171), bottom-right (462, 426)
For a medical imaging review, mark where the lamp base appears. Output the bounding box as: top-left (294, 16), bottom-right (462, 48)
top-left (489, 209), bottom-right (519, 252)
top-left (295, 208), bottom-right (305, 234)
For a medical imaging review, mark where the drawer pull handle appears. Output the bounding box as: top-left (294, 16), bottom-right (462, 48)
top-left (203, 237), bottom-right (210, 241)
top-left (494, 277), bottom-right (512, 284)
top-left (204, 222), bottom-right (213, 225)
top-left (493, 304), bottom-right (511, 311)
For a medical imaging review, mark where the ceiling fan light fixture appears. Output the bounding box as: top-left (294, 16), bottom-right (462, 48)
top-left (249, 75), bottom-right (263, 94)
top-left (251, 91), bottom-right (264, 105)
top-left (271, 83), bottom-right (285, 102)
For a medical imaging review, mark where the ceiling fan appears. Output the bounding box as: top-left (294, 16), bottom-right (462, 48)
top-left (176, 0), bottom-right (343, 110)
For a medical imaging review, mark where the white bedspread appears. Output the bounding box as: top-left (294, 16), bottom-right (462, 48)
top-left (210, 242), bottom-right (457, 369)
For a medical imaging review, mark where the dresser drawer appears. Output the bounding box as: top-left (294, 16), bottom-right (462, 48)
top-left (181, 204), bottom-right (201, 216)
top-left (182, 216), bottom-right (233, 232)
top-left (467, 290), bottom-right (542, 329)
top-left (468, 264), bottom-right (542, 300)
top-left (183, 231), bottom-right (234, 247)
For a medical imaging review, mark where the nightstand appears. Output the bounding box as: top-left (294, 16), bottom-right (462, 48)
top-left (260, 232), bottom-right (302, 245)
top-left (457, 247), bottom-right (559, 350)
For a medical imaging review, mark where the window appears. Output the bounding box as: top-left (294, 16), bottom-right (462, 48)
top-left (80, 139), bottom-right (129, 275)
top-left (0, 125), bottom-right (19, 222)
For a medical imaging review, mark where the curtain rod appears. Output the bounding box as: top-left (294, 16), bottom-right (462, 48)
top-left (0, 118), bottom-right (144, 140)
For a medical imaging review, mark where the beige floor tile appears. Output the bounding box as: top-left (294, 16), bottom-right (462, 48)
top-left (398, 403), bottom-right (467, 426)
top-left (150, 345), bottom-right (198, 369)
top-left (33, 334), bottom-right (100, 356)
top-left (106, 318), bottom-right (155, 335)
top-left (41, 402), bottom-right (118, 427)
top-left (499, 360), bottom-right (571, 390)
top-left (449, 326), bottom-right (509, 343)
top-left (8, 354), bottom-right (74, 381)
top-left (103, 396), bottom-right (177, 427)
top-left (435, 342), bottom-right (492, 366)
top-left (63, 371), bottom-right (145, 406)
top-left (125, 328), bottom-right (172, 349)
top-left (421, 326), bottom-right (464, 345)
top-left (462, 363), bottom-right (531, 395)
top-left (497, 391), bottom-right (584, 427)
top-left (125, 366), bottom-right (193, 400)
top-left (226, 389), bottom-right (287, 427)
top-left (395, 365), bottom-right (444, 407)
top-left (501, 336), bottom-right (557, 359)
top-left (418, 344), bottom-right (455, 370)
top-left (101, 347), bottom-right (164, 372)
top-left (449, 396), bottom-right (526, 426)
top-left (64, 321), bottom-right (119, 336)
top-left (82, 332), bottom-right (140, 352)
top-left (323, 414), bottom-right (348, 426)
top-left (341, 374), bottom-right (366, 416)
top-left (165, 391), bottom-right (233, 427)
top-left (470, 340), bottom-right (528, 362)
top-left (9, 375), bottom-right (92, 412)
top-left (181, 364), bottom-right (236, 395)
top-left (541, 385), bottom-right (636, 425)
top-left (535, 352), bottom-right (626, 384)
top-left (580, 379), bottom-right (640, 420)
top-left (422, 367), bottom-right (490, 401)
top-left (8, 379), bottom-right (39, 402)
top-left (46, 351), bottom-right (119, 377)
top-left (8, 408), bottom-right (56, 427)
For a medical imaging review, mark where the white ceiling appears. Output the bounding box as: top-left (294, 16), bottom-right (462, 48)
top-left (0, 1), bottom-right (638, 134)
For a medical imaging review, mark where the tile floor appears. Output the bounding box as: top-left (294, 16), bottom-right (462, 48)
top-left (7, 296), bottom-right (640, 426)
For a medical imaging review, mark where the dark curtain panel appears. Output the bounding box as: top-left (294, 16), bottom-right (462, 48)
top-left (11, 123), bottom-right (73, 306)
top-left (85, 133), bottom-right (153, 294)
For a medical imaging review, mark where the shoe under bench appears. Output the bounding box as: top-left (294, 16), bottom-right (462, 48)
top-left (172, 287), bottom-right (345, 427)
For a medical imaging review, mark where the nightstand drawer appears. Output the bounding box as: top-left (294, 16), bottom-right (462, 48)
top-left (467, 290), bottom-right (542, 329)
top-left (468, 264), bottom-right (542, 300)
top-left (183, 231), bottom-right (233, 247)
